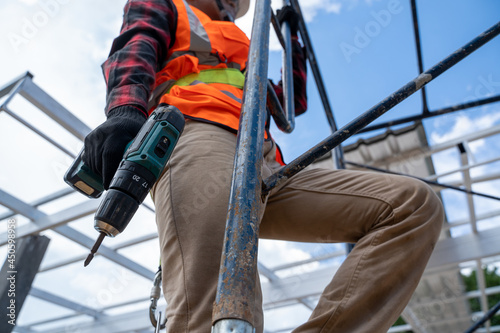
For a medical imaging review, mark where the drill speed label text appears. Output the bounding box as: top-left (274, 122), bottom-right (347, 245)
top-left (132, 175), bottom-right (149, 188)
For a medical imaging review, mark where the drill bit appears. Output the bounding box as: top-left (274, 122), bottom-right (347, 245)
top-left (84, 232), bottom-right (106, 267)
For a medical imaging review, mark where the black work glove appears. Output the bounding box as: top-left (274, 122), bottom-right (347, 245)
top-left (276, 5), bottom-right (300, 36)
top-left (83, 106), bottom-right (147, 190)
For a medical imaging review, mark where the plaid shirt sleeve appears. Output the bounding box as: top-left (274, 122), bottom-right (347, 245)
top-left (102, 0), bottom-right (176, 117)
top-left (272, 35), bottom-right (308, 116)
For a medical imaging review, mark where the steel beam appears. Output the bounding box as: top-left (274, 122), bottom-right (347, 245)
top-left (0, 188), bottom-right (74, 221)
top-left (427, 226), bottom-right (500, 269)
top-left (0, 235), bottom-right (50, 333)
top-left (21, 296), bottom-right (150, 328)
top-left (18, 76), bottom-right (91, 140)
top-left (0, 189), bottom-right (154, 280)
top-left (0, 72), bottom-right (33, 100)
top-left (269, 249), bottom-right (345, 272)
top-left (52, 225), bottom-right (155, 280)
top-left (260, 264), bottom-right (340, 308)
top-left (30, 287), bottom-right (103, 319)
top-left (39, 232), bottom-right (158, 272)
top-left (0, 198), bottom-right (100, 246)
top-left (41, 308), bottom-right (152, 333)
top-left (475, 259), bottom-right (492, 332)
top-left (458, 143), bottom-right (478, 233)
top-left (0, 73), bottom-right (90, 142)
top-left (0, 189), bottom-right (45, 221)
top-left (2, 105), bottom-right (76, 158)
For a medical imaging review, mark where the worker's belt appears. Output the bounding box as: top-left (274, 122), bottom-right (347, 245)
top-left (167, 68), bottom-right (245, 93)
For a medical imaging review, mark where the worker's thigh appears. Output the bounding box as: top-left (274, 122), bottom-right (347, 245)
top-left (260, 163), bottom-right (435, 244)
top-left (151, 120), bottom-right (264, 331)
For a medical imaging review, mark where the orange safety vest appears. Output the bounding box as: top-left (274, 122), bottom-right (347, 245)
top-left (148, 0), bottom-right (249, 132)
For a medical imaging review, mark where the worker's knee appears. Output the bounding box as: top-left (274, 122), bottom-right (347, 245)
top-left (395, 176), bottom-right (444, 237)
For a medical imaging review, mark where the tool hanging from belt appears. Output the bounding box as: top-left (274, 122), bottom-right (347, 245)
top-left (150, 266), bottom-right (167, 332)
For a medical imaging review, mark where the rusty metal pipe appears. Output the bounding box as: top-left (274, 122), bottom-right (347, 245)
top-left (212, 0), bottom-right (272, 330)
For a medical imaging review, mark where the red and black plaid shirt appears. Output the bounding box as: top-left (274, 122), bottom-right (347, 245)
top-left (102, 0), bottom-right (307, 118)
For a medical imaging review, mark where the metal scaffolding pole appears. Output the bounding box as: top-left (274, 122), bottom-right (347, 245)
top-left (410, 0), bottom-right (429, 114)
top-left (359, 94), bottom-right (500, 133)
top-left (212, 0), bottom-right (272, 330)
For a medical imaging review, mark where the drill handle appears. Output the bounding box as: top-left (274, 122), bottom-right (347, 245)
top-left (64, 149), bottom-right (105, 198)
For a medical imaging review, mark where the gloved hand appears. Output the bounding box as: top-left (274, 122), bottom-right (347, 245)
top-left (83, 106), bottom-right (147, 189)
top-left (276, 5), bottom-right (300, 36)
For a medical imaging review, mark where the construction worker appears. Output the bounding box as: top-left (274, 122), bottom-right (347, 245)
top-left (83, 0), bottom-right (444, 332)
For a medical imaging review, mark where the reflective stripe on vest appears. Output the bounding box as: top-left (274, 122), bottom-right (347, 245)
top-left (167, 68), bottom-right (245, 93)
top-left (184, 0), bottom-right (211, 53)
top-left (148, 68), bottom-right (245, 110)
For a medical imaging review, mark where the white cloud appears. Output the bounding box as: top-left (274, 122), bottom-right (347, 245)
top-left (299, 0), bottom-right (343, 21)
top-left (430, 111), bottom-right (500, 146)
top-left (327, 2), bottom-right (343, 14)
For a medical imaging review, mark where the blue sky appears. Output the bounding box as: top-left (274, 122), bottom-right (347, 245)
top-left (1, 0), bottom-right (500, 331)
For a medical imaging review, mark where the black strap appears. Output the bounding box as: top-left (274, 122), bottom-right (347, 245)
top-left (215, 0), bottom-right (234, 22)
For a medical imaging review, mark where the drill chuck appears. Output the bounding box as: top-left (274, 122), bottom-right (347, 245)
top-left (94, 161), bottom-right (157, 237)
top-left (94, 189), bottom-right (139, 237)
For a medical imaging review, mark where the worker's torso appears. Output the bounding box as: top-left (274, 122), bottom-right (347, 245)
top-left (151, 0), bottom-right (250, 132)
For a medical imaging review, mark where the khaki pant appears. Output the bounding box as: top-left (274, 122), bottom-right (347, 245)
top-left (151, 120), bottom-right (443, 333)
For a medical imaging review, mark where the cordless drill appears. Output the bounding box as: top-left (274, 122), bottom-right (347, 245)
top-left (64, 104), bottom-right (185, 266)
